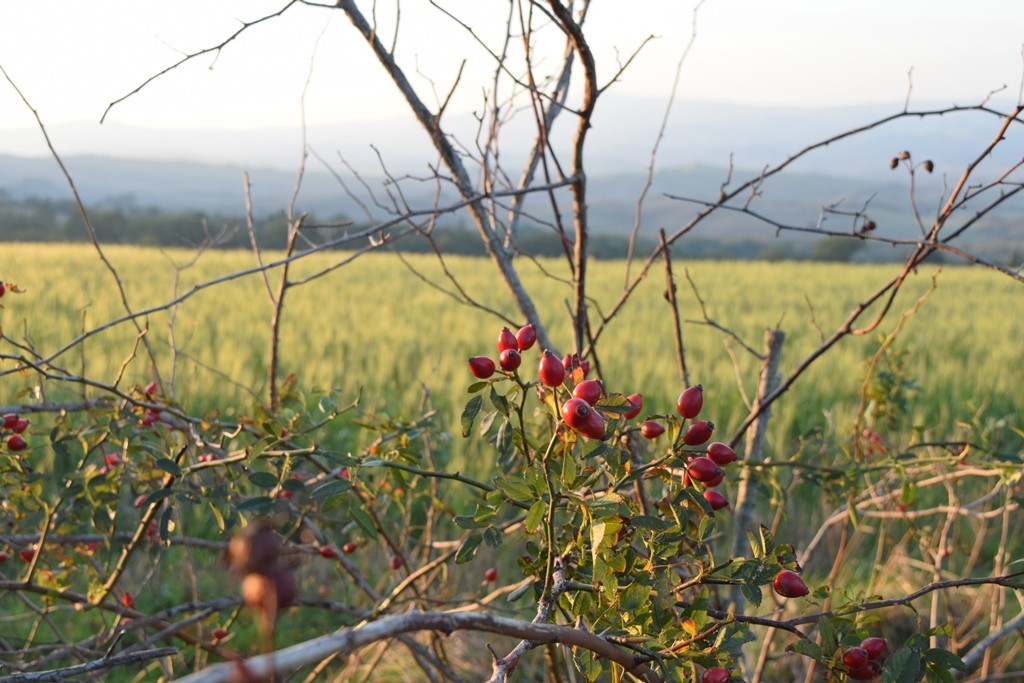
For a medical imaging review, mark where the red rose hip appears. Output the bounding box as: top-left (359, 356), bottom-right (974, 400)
top-left (860, 637), bottom-right (886, 660)
top-left (515, 324), bottom-right (537, 351)
top-left (498, 348), bottom-right (522, 372)
top-left (572, 379), bottom-right (603, 406)
top-left (677, 384), bottom-right (704, 419)
top-left (687, 456), bottom-right (723, 483)
top-left (624, 393), bottom-right (643, 419)
top-left (640, 420), bottom-right (664, 439)
top-left (683, 420), bottom-right (714, 446)
top-left (468, 356), bottom-right (496, 379)
top-left (538, 350), bottom-right (566, 387)
top-left (701, 667), bottom-right (731, 683)
top-left (497, 327), bottom-right (518, 353)
top-left (773, 569), bottom-right (809, 598)
top-left (703, 489), bottom-right (729, 510)
top-left (707, 442), bottom-right (736, 465)
top-left (484, 567), bottom-right (498, 582)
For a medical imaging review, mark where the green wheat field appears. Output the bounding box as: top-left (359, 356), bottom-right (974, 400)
top-left (1, 243), bottom-right (1020, 475)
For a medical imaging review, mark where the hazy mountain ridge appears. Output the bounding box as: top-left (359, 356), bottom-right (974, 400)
top-left (1, 98), bottom-right (1021, 249)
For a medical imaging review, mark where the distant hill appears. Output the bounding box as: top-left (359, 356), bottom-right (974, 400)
top-left (1, 97), bottom-right (1021, 259)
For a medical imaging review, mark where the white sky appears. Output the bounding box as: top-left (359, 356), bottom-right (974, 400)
top-left (0, 0), bottom-right (1022, 134)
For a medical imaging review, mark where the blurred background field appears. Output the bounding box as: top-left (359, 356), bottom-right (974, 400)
top-left (2, 242), bottom-right (1019, 481)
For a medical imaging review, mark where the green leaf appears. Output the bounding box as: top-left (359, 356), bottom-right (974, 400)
top-left (629, 515), bottom-right (673, 531)
top-left (739, 583), bottom-right (762, 608)
top-left (790, 639), bottom-right (822, 660)
top-left (455, 533), bottom-right (482, 564)
top-left (461, 395), bottom-right (484, 438)
top-left (507, 580), bottom-right (533, 602)
top-left (923, 648), bottom-right (966, 671)
top-left (236, 496), bottom-right (273, 512)
top-left (489, 386), bottom-right (510, 417)
top-left (349, 504), bottom-right (378, 539)
top-left (312, 479), bottom-right (352, 499)
top-left (573, 645), bottom-right (603, 682)
top-left (883, 647), bottom-right (922, 683)
top-left (478, 409), bottom-right (498, 435)
top-left (496, 476), bottom-right (534, 503)
top-left (248, 471), bottom-right (279, 490)
top-left (155, 458), bottom-right (182, 476)
top-left (483, 526), bottom-right (503, 547)
top-left (467, 381), bottom-right (489, 393)
top-left (525, 499), bottom-right (546, 534)
top-left (561, 448), bottom-right (578, 488)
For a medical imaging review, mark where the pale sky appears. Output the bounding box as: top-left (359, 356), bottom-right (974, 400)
top-left (1, 1), bottom-right (1022, 135)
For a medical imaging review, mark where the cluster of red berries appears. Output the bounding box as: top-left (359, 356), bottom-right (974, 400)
top-left (670, 385), bottom-right (738, 512)
top-left (842, 637), bottom-right (887, 680)
top-left (2, 412), bottom-right (29, 452)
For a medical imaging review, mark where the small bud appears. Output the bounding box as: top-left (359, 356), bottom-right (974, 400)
top-left (923, 159), bottom-right (934, 173)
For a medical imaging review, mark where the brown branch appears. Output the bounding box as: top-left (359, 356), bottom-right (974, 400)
top-left (0, 648), bottom-right (178, 683)
top-left (172, 609), bottom-right (662, 683)
top-left (99, 2), bottom-right (301, 123)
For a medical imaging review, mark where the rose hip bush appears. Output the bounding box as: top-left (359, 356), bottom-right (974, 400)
top-left (1, 258), bottom-right (1021, 683)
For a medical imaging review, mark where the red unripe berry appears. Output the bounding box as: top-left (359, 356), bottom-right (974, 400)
top-left (538, 350), bottom-right (566, 387)
top-left (640, 420), bottom-right (664, 439)
top-left (624, 393), bottom-right (643, 419)
top-left (687, 456), bottom-right (723, 483)
top-left (0, 551), bottom-right (8, 563)
top-left (122, 592), bottom-right (135, 609)
top-left (572, 379), bottom-right (604, 406)
top-left (707, 442), bottom-right (737, 465)
top-left (212, 628), bottom-right (230, 640)
top-left (860, 637), bottom-right (887, 660)
top-left (19, 547), bottom-right (35, 563)
top-left (703, 489), bottom-right (729, 510)
top-left (342, 542), bottom-right (358, 554)
top-left (683, 420), bottom-right (714, 446)
top-left (390, 555), bottom-right (403, 570)
top-left (773, 569), bottom-right (809, 598)
top-left (6, 434), bottom-right (27, 452)
top-left (144, 381), bottom-right (159, 396)
top-left (515, 324), bottom-right (537, 351)
top-left (105, 451), bottom-right (124, 468)
top-left (701, 667), bottom-right (731, 683)
top-left (484, 567), bottom-right (498, 582)
top-left (498, 348), bottom-right (522, 372)
top-left (134, 494), bottom-right (149, 509)
top-left (497, 327), bottom-right (518, 353)
top-left (843, 647), bottom-right (870, 671)
top-left (468, 356), bottom-right (496, 379)
top-left (319, 546), bottom-right (339, 559)
top-left (677, 384), bottom-right (704, 419)
top-left (2, 413), bottom-right (18, 430)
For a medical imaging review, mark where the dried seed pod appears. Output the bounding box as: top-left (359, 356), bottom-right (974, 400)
top-left (889, 157), bottom-right (899, 170)
top-left (898, 150), bottom-right (911, 160)
top-left (923, 159), bottom-right (934, 173)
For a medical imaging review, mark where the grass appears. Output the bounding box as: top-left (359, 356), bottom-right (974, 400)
top-left (2, 243), bottom-right (1018, 471)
